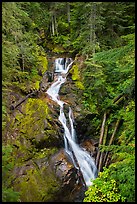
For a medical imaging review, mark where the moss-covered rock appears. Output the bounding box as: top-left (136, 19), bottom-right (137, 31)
top-left (69, 64), bottom-right (85, 90)
top-left (14, 161), bottom-right (61, 202)
top-left (7, 97), bottom-right (62, 163)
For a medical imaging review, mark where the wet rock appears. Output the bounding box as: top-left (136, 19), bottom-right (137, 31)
top-left (49, 149), bottom-right (77, 184)
top-left (81, 138), bottom-right (98, 158)
top-left (75, 113), bottom-right (97, 142)
top-left (39, 71), bottom-right (54, 92)
top-left (48, 148), bottom-right (86, 202)
top-left (13, 148), bottom-right (86, 202)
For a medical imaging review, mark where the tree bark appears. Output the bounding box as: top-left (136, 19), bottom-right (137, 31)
top-left (98, 124), bottom-right (108, 172)
top-left (113, 94), bottom-right (125, 104)
top-left (89, 2), bottom-right (96, 60)
top-left (67, 2), bottom-right (70, 23)
top-left (54, 14), bottom-right (58, 36)
top-left (96, 112), bottom-right (107, 168)
top-left (104, 119), bottom-right (121, 167)
top-left (51, 15), bottom-right (55, 36)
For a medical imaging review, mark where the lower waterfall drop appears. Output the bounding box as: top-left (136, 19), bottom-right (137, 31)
top-left (46, 57), bottom-right (97, 187)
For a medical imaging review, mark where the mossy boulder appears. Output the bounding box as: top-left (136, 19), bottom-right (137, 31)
top-left (13, 148), bottom-right (85, 202)
top-left (7, 97), bottom-right (62, 163)
top-left (15, 98), bottom-right (60, 145)
top-left (13, 159), bottom-right (61, 202)
top-left (69, 64), bottom-right (85, 90)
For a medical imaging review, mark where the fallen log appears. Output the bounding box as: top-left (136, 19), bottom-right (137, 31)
top-left (113, 94), bottom-right (124, 104)
top-left (10, 90), bottom-right (38, 110)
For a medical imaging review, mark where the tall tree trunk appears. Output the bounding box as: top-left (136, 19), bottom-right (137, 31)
top-left (92, 3), bottom-right (96, 57)
top-left (67, 2), bottom-right (70, 23)
top-left (54, 14), bottom-right (58, 36)
top-left (98, 124), bottom-right (108, 172)
top-left (104, 119), bottom-right (121, 167)
top-left (89, 2), bottom-right (96, 60)
top-left (51, 15), bottom-right (55, 36)
top-left (96, 112), bottom-right (107, 168)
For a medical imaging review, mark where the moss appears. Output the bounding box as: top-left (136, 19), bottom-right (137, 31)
top-left (70, 64), bottom-right (85, 90)
top-left (12, 73), bottom-right (41, 94)
top-left (52, 46), bottom-right (65, 53)
top-left (38, 55), bottom-right (48, 75)
top-left (17, 98), bottom-right (50, 138)
top-left (14, 166), bottom-right (60, 202)
top-left (34, 81), bottom-right (39, 90)
top-left (33, 45), bottom-right (48, 75)
top-left (10, 97), bottom-right (59, 163)
top-left (33, 147), bottom-right (57, 159)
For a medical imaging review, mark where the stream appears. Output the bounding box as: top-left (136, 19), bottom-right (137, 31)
top-left (46, 58), bottom-right (97, 187)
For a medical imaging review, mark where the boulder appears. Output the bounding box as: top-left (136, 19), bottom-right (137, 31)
top-left (48, 148), bottom-right (86, 202)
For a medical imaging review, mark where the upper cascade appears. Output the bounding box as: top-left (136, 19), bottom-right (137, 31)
top-left (54, 58), bottom-right (73, 73)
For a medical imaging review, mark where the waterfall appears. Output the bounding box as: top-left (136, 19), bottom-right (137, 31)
top-left (46, 57), bottom-right (97, 187)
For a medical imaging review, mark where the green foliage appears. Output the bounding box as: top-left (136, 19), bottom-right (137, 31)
top-left (2, 103), bottom-right (7, 130)
top-left (2, 188), bottom-right (20, 202)
top-left (84, 169), bottom-right (125, 202)
top-left (2, 145), bottom-right (20, 202)
top-left (83, 32), bottom-right (135, 203)
top-left (40, 2), bottom-right (135, 55)
top-left (84, 134), bottom-right (135, 202)
top-left (82, 33), bottom-right (134, 113)
top-left (2, 2), bottom-right (48, 92)
top-left (84, 150), bottom-right (135, 202)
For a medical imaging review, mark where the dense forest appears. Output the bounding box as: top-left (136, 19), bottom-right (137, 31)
top-left (2, 2), bottom-right (135, 202)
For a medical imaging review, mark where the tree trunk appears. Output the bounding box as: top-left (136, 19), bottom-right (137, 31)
top-left (89, 2), bottom-right (96, 60)
top-left (98, 124), bottom-right (108, 172)
top-left (113, 94), bottom-right (125, 104)
top-left (67, 2), bottom-right (70, 23)
top-left (96, 112), bottom-right (107, 168)
top-left (54, 14), bottom-right (58, 36)
top-left (104, 119), bottom-right (121, 167)
top-left (51, 15), bottom-right (55, 36)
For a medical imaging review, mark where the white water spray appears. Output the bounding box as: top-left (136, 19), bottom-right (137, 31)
top-left (46, 57), bottom-right (97, 187)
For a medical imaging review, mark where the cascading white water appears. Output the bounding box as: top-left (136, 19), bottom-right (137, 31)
top-left (46, 57), bottom-right (97, 187)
